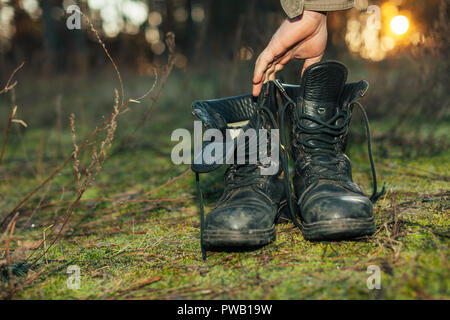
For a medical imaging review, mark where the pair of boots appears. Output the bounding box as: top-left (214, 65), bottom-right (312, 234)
top-left (191, 61), bottom-right (384, 259)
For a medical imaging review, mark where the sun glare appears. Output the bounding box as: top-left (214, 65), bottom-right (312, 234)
top-left (390, 15), bottom-right (409, 35)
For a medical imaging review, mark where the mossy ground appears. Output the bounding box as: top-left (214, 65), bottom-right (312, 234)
top-left (0, 69), bottom-right (448, 299)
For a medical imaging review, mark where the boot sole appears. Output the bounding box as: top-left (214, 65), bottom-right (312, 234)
top-left (203, 226), bottom-right (276, 250)
top-left (302, 217), bottom-right (375, 241)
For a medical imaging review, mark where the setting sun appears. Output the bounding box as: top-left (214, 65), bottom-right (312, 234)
top-left (390, 15), bottom-right (409, 35)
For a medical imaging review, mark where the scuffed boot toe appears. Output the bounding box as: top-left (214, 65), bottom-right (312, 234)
top-left (300, 188), bottom-right (375, 241)
top-left (203, 204), bottom-right (276, 249)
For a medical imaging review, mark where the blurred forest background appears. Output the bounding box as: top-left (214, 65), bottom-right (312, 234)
top-left (1, 0), bottom-right (448, 113)
top-left (0, 0), bottom-right (448, 299)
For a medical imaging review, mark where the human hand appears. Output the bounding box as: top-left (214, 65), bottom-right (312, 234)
top-left (252, 11), bottom-right (328, 97)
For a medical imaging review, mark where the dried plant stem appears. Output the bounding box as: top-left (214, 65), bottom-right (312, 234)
top-left (106, 276), bottom-right (162, 298)
top-left (0, 9), bottom-right (132, 232)
top-left (142, 169), bottom-right (190, 197)
top-left (2, 213), bottom-right (18, 259)
top-left (42, 224), bottom-right (53, 265)
top-left (70, 114), bottom-right (81, 182)
top-left (1, 212), bottom-right (18, 298)
top-left (0, 62), bottom-right (24, 95)
top-left (26, 196), bottom-right (194, 218)
top-left (77, 9), bottom-right (124, 105)
top-left (26, 93), bottom-right (122, 264)
top-left (113, 33), bottom-right (176, 154)
top-left (0, 106), bottom-right (27, 166)
top-left (0, 106), bottom-right (16, 166)
top-left (0, 98), bottom-right (133, 232)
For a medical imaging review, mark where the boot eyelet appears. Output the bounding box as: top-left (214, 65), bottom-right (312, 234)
top-left (317, 107), bottom-right (326, 114)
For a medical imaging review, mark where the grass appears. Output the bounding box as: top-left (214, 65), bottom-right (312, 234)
top-left (0, 65), bottom-right (448, 299)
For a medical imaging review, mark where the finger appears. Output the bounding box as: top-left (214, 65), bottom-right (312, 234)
top-left (264, 50), bottom-right (290, 82)
top-left (267, 63), bottom-right (283, 81)
top-left (252, 51), bottom-right (274, 97)
top-left (264, 64), bottom-right (276, 83)
top-left (301, 55), bottom-right (324, 77)
top-left (272, 63), bottom-right (284, 79)
top-left (253, 62), bottom-right (276, 96)
top-left (253, 49), bottom-right (274, 85)
top-left (255, 36), bottom-right (297, 86)
top-left (252, 81), bottom-right (263, 97)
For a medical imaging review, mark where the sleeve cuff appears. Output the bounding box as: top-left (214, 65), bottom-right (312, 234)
top-left (281, 0), bottom-right (354, 19)
top-left (280, 0), bottom-right (304, 19)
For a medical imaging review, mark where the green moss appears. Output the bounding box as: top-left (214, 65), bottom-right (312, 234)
top-left (0, 72), bottom-right (448, 300)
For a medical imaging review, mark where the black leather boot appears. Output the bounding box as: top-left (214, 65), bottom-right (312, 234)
top-left (287, 61), bottom-right (384, 240)
top-left (191, 82), bottom-right (297, 258)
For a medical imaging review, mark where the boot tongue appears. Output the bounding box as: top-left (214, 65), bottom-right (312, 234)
top-left (299, 61), bottom-right (348, 126)
top-left (297, 62), bottom-right (348, 164)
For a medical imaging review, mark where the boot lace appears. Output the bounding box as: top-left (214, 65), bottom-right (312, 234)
top-left (194, 81), bottom-right (385, 260)
top-left (225, 164), bottom-right (265, 190)
top-left (275, 81), bottom-right (385, 231)
top-left (194, 92), bottom-right (287, 260)
top-left (293, 106), bottom-right (351, 182)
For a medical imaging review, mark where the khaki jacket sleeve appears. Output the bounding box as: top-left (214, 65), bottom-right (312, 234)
top-left (280, 0), bottom-right (354, 19)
